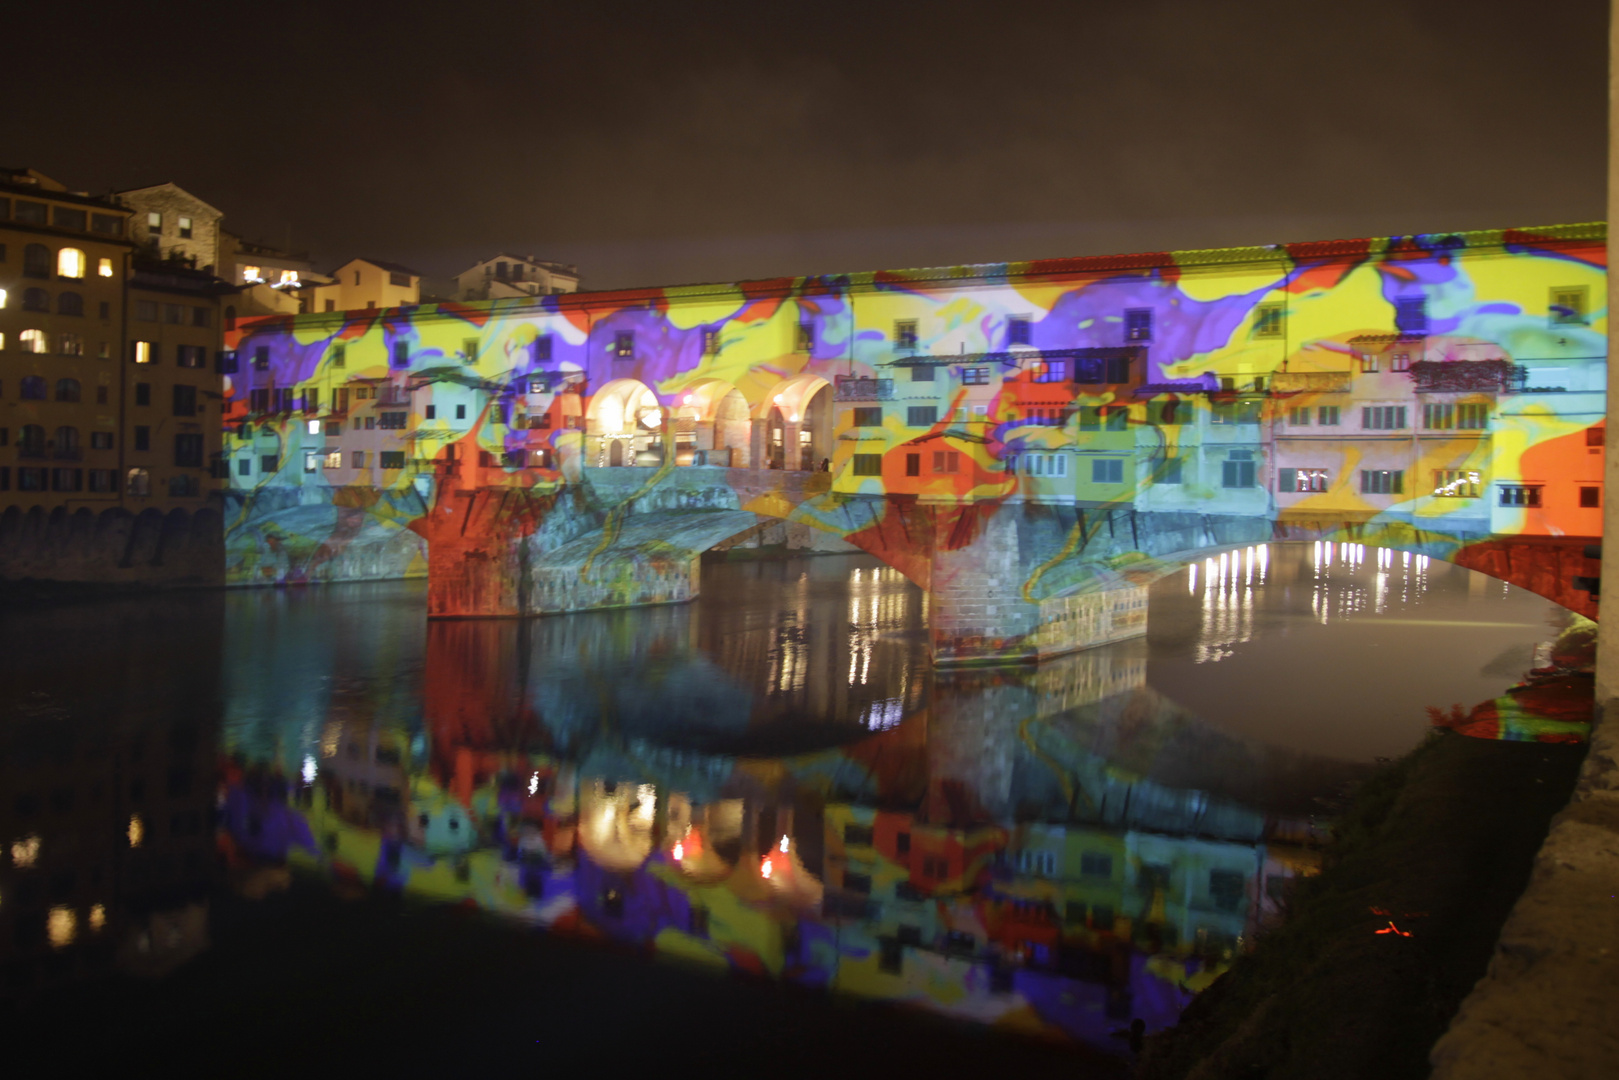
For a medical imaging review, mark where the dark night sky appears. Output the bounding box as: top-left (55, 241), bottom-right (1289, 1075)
top-left (9, 0), bottom-right (1608, 291)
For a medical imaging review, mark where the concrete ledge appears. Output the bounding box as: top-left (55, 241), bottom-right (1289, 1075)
top-left (1429, 704), bottom-right (1619, 1078)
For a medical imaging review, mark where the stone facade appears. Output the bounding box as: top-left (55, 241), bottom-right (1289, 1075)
top-left (116, 183), bottom-right (224, 275)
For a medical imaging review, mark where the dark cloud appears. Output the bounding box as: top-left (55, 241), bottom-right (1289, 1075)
top-left (10, 0), bottom-right (1604, 288)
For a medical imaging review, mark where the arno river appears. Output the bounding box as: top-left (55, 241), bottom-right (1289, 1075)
top-left (0, 543), bottom-right (1557, 1052)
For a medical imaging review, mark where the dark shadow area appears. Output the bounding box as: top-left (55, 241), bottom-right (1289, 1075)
top-left (9, 879), bottom-right (1129, 1077)
top-left (1138, 730), bottom-right (1587, 1080)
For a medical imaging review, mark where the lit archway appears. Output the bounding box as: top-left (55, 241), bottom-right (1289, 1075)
top-left (670, 378), bottom-right (746, 466)
top-left (759, 374), bottom-right (832, 472)
top-left (585, 378), bottom-right (662, 467)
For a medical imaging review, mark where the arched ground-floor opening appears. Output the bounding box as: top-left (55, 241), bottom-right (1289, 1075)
top-left (585, 378), bottom-right (663, 467)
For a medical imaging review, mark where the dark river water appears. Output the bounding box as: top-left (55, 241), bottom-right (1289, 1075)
top-left (0, 543), bottom-right (1558, 1054)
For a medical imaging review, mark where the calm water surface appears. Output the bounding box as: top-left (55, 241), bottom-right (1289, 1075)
top-left (0, 543), bottom-right (1559, 1053)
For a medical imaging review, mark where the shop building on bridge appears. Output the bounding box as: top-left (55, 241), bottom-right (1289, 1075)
top-left (211, 223), bottom-right (1606, 658)
top-left (220, 222), bottom-right (1606, 542)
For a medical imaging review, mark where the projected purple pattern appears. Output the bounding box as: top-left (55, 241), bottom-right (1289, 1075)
top-left (222, 223), bottom-right (1606, 663)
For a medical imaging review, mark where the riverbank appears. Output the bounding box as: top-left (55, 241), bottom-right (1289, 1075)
top-left (1136, 726), bottom-right (1587, 1079)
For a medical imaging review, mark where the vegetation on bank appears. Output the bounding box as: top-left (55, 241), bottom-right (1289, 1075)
top-left (1137, 727), bottom-right (1586, 1080)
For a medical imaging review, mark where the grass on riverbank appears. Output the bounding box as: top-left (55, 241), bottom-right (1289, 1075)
top-left (1138, 727), bottom-right (1586, 1080)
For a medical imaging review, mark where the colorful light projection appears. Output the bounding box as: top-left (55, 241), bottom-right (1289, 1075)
top-left (221, 224), bottom-right (1606, 612)
top-left (218, 730), bottom-right (1308, 1054)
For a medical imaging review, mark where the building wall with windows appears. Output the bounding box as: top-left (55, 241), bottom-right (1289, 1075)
top-left (115, 183), bottom-right (224, 275)
top-left (125, 264), bottom-right (227, 506)
top-left (223, 223), bottom-right (1606, 565)
top-left (454, 254), bottom-right (580, 302)
top-left (0, 172), bottom-right (133, 511)
top-left (321, 258), bottom-right (421, 312)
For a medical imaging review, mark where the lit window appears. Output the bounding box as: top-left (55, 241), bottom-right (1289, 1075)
top-left (0, 288), bottom-right (6, 308)
top-left (242, 265), bottom-right (262, 282)
top-left (47, 906), bottom-right (77, 949)
top-left (324, 450), bottom-right (343, 468)
top-left (278, 269), bottom-right (299, 286)
top-left (89, 905), bottom-right (106, 932)
top-left (147, 211), bottom-right (162, 233)
top-left (98, 257), bottom-right (113, 277)
top-left (178, 215), bottom-right (193, 238)
top-left (10, 834), bottom-right (41, 867)
top-left (127, 813), bottom-right (144, 847)
top-left (1498, 484), bottom-right (1542, 507)
top-left (57, 247), bottom-right (86, 278)
top-left (307, 420), bottom-right (321, 435)
top-left (20, 329), bottom-right (49, 354)
top-left (132, 341), bottom-right (153, 364)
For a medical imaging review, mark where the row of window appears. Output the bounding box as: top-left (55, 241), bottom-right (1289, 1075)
top-left (3, 244), bottom-right (116, 280)
top-left (1, 198), bottom-right (124, 236)
top-left (4, 377), bottom-right (107, 403)
top-left (3, 425), bottom-right (115, 456)
top-left (143, 212), bottom-right (194, 239)
top-left (6, 288), bottom-right (113, 317)
top-left (849, 400), bottom-right (1484, 433)
top-left (0, 466), bottom-right (203, 495)
top-left (847, 451), bottom-right (1594, 504)
top-left (132, 300), bottom-right (211, 327)
top-left (130, 341), bottom-right (208, 367)
top-left (2, 424), bottom-right (204, 458)
top-left (1, 330), bottom-right (109, 357)
top-left (239, 450), bottom-right (412, 476)
top-left (230, 281), bottom-right (1596, 373)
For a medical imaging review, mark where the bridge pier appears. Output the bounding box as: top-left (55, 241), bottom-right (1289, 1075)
top-left (927, 509), bottom-right (1148, 666)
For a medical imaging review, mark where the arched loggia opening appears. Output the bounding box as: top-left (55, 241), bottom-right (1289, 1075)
top-left (586, 378), bottom-right (662, 467)
top-left (761, 375), bottom-right (832, 472)
top-left (670, 379), bottom-right (749, 466)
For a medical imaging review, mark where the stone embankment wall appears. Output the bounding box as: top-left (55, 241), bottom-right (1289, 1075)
top-left (0, 503), bottom-right (224, 588)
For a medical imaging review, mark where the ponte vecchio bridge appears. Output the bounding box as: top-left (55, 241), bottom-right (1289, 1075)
top-left (223, 223), bottom-right (1606, 664)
